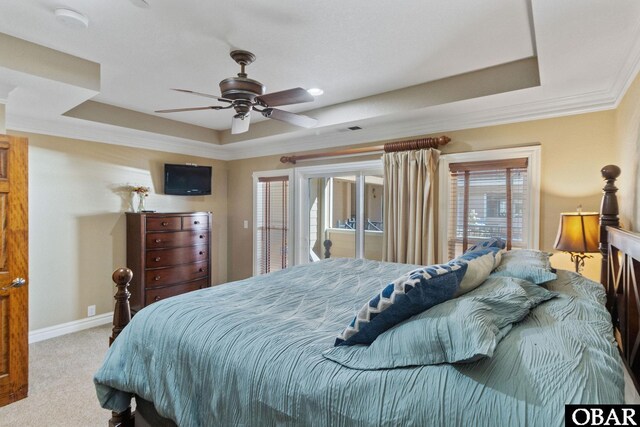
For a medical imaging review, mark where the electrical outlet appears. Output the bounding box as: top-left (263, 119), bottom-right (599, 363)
top-left (243, 220), bottom-right (249, 229)
top-left (87, 305), bottom-right (96, 317)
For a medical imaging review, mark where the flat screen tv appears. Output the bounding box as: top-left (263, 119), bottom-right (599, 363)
top-left (164, 164), bottom-right (212, 195)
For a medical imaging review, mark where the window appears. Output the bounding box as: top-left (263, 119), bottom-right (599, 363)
top-left (253, 171), bottom-right (293, 275)
top-left (438, 147), bottom-right (540, 261)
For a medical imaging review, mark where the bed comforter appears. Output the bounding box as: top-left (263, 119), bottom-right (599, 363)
top-left (94, 258), bottom-right (624, 426)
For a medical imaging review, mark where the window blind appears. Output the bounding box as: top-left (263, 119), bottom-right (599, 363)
top-left (255, 176), bottom-right (289, 274)
top-left (447, 158), bottom-right (529, 259)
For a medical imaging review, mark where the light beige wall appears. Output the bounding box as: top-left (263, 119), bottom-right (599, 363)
top-left (227, 110), bottom-right (620, 282)
top-left (615, 71), bottom-right (640, 231)
top-left (0, 103), bottom-right (5, 133)
top-left (227, 155), bottom-right (285, 281)
top-left (14, 131), bottom-right (227, 331)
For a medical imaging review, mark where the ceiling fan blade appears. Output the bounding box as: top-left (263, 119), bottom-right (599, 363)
top-left (256, 87), bottom-right (314, 107)
top-left (171, 88), bottom-right (232, 103)
top-left (231, 113), bottom-right (251, 134)
top-left (263, 108), bottom-right (317, 128)
top-left (155, 106), bottom-right (224, 113)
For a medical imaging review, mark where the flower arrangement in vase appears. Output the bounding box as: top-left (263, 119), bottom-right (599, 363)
top-left (130, 185), bottom-right (150, 212)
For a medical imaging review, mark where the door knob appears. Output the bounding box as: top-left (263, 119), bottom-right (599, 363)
top-left (1, 277), bottom-right (26, 291)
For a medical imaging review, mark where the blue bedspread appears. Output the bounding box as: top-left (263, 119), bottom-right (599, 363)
top-left (94, 258), bottom-right (624, 426)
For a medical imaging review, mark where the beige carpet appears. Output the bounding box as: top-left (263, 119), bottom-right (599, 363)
top-left (0, 324), bottom-right (114, 427)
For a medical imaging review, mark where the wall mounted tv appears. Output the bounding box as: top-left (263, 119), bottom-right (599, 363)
top-left (164, 164), bottom-right (212, 195)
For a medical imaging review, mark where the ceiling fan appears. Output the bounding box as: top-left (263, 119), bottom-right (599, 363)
top-left (155, 50), bottom-right (318, 134)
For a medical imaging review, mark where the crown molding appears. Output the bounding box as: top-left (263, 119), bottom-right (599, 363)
top-left (8, 114), bottom-right (234, 160)
top-left (611, 18), bottom-right (640, 107)
top-left (5, 65), bottom-right (636, 162)
top-left (222, 87), bottom-right (619, 160)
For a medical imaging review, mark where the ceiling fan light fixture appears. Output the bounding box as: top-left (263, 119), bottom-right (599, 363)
top-left (307, 88), bottom-right (324, 96)
top-left (54, 8), bottom-right (89, 29)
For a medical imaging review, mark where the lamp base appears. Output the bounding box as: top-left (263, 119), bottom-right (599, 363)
top-left (568, 252), bottom-right (593, 274)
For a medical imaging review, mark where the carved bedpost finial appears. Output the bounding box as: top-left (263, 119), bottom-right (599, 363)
top-left (110, 268), bottom-right (133, 346)
top-left (599, 165), bottom-right (620, 312)
top-left (323, 239), bottom-right (333, 259)
top-left (600, 164), bottom-right (621, 229)
top-left (601, 164), bottom-right (621, 181)
top-left (113, 267), bottom-right (133, 286)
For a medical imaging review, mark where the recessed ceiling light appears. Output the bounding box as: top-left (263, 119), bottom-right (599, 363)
top-left (54, 8), bottom-right (89, 29)
top-left (307, 88), bottom-right (324, 96)
top-left (129, 0), bottom-right (150, 8)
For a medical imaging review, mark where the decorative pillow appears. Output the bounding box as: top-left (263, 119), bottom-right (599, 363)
top-left (466, 237), bottom-right (506, 253)
top-left (334, 263), bottom-right (467, 346)
top-left (324, 277), bottom-right (558, 369)
top-left (450, 247), bottom-right (502, 296)
top-left (491, 249), bottom-right (557, 284)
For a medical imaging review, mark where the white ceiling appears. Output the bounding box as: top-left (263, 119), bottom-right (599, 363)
top-left (0, 0), bottom-right (639, 159)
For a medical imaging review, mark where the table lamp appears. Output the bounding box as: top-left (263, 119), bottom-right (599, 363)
top-left (554, 208), bottom-right (599, 273)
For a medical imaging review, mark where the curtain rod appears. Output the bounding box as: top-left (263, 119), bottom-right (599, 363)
top-left (279, 136), bottom-right (451, 164)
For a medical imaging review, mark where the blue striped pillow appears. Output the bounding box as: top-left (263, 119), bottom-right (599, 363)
top-left (335, 263), bottom-right (467, 346)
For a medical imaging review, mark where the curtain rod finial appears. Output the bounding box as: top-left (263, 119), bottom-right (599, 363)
top-left (280, 156), bottom-right (296, 164)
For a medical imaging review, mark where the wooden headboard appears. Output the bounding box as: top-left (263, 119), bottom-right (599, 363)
top-left (599, 165), bottom-right (640, 389)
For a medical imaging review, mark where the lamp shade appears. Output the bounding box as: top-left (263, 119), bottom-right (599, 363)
top-left (554, 212), bottom-right (599, 253)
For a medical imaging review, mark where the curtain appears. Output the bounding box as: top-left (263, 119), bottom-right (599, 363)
top-left (383, 148), bottom-right (439, 265)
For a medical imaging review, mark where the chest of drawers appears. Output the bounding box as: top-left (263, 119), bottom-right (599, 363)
top-left (126, 212), bottom-right (212, 313)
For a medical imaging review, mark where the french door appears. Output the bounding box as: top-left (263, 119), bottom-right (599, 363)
top-left (294, 160), bottom-right (383, 265)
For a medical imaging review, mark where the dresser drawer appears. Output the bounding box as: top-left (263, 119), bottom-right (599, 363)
top-left (146, 245), bottom-right (208, 267)
top-left (145, 279), bottom-right (207, 305)
top-left (145, 261), bottom-right (208, 288)
top-left (146, 230), bottom-right (208, 249)
top-left (183, 215), bottom-right (209, 230)
top-left (146, 216), bottom-right (182, 231)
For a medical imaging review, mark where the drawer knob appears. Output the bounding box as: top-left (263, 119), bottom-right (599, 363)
top-left (162, 221), bottom-right (169, 226)
top-left (154, 296), bottom-right (161, 301)
top-left (155, 239), bottom-right (161, 243)
top-left (154, 257), bottom-right (161, 262)
top-left (154, 276), bottom-right (161, 281)
top-left (194, 220), bottom-right (200, 225)
top-left (198, 268), bottom-right (204, 272)
top-left (199, 235), bottom-right (204, 239)
top-left (199, 251), bottom-right (204, 255)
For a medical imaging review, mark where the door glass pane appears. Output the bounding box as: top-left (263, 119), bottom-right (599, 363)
top-left (363, 175), bottom-right (383, 261)
top-left (308, 176), bottom-right (358, 261)
top-left (308, 177), bottom-right (325, 262)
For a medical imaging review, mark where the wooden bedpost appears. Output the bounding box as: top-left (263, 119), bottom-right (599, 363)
top-left (599, 165), bottom-right (621, 314)
top-left (110, 268), bottom-right (133, 346)
top-left (109, 268), bottom-right (135, 427)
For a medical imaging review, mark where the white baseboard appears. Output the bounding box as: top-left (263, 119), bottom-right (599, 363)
top-left (29, 312), bottom-right (113, 344)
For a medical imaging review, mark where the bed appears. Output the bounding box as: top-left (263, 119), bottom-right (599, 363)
top-left (94, 164), bottom-right (639, 426)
